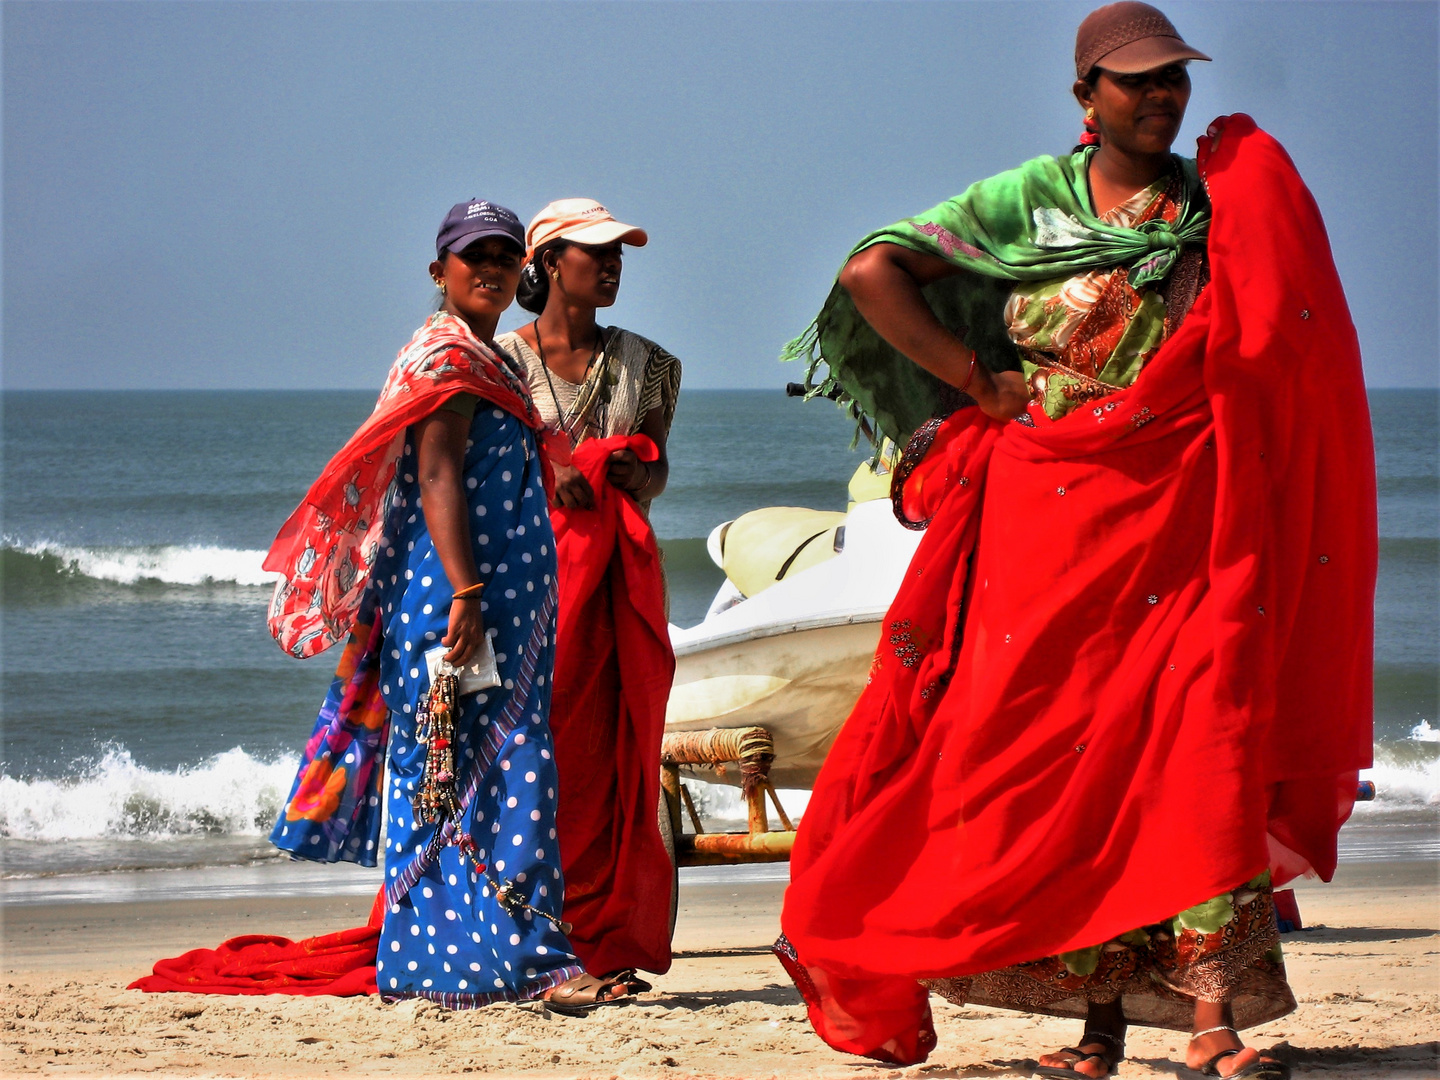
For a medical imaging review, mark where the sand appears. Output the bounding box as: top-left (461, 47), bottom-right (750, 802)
top-left (2, 860), bottom-right (1436, 1079)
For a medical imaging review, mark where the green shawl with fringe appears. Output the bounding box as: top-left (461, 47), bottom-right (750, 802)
top-left (783, 148), bottom-right (1210, 447)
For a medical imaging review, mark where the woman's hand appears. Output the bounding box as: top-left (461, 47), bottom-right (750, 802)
top-left (968, 367), bottom-right (1033, 422)
top-left (443, 596), bottom-right (485, 667)
top-left (605, 448), bottom-right (649, 494)
top-left (552, 462), bottom-right (595, 509)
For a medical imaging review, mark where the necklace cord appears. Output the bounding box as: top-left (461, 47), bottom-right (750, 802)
top-left (531, 319), bottom-right (606, 445)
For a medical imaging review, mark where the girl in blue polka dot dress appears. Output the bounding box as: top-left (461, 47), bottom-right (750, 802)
top-left (267, 200), bottom-right (632, 1011)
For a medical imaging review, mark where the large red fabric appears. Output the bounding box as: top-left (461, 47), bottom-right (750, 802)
top-left (129, 889), bottom-right (384, 997)
top-left (549, 434), bottom-right (677, 976)
top-left (777, 116), bottom-right (1376, 1064)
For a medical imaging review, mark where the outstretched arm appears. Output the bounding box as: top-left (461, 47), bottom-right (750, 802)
top-left (839, 243), bottom-right (1030, 421)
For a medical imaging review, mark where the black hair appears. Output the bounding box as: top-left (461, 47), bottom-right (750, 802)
top-left (433, 249), bottom-right (449, 312)
top-left (515, 239), bottom-right (571, 314)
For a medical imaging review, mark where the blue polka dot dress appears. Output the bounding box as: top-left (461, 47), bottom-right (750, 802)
top-left (371, 405), bottom-right (583, 1005)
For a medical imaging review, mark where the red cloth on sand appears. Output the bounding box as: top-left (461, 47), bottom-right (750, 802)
top-left (549, 434), bottom-right (677, 976)
top-left (776, 116), bottom-right (1376, 1065)
top-left (129, 888), bottom-right (384, 996)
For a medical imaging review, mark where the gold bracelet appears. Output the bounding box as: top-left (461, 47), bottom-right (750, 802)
top-left (452, 582), bottom-right (484, 600)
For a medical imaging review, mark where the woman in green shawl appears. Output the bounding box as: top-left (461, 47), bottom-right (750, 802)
top-left (773, 5), bottom-right (1358, 1080)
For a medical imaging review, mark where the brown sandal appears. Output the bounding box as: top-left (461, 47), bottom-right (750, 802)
top-left (541, 972), bottom-right (632, 1015)
top-left (603, 967), bottom-right (653, 995)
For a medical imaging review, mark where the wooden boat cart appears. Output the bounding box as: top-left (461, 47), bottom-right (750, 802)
top-left (658, 726), bottom-right (795, 866)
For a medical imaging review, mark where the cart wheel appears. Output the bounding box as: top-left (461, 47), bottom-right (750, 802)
top-left (657, 788), bottom-right (679, 941)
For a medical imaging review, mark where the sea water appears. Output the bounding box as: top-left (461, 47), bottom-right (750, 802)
top-left (2, 389), bottom-right (1436, 883)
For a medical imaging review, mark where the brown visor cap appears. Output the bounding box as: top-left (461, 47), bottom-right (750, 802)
top-left (1076, 1), bottom-right (1211, 78)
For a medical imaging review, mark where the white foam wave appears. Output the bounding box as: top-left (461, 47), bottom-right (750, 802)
top-left (0, 747), bottom-right (299, 841)
top-left (2, 745), bottom-right (1427, 851)
top-left (1410, 719), bottom-right (1440, 743)
top-left (17, 540), bottom-right (278, 587)
top-left (1356, 754), bottom-right (1440, 812)
top-left (684, 780), bottom-right (812, 825)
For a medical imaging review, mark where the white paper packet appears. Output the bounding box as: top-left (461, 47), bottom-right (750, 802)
top-left (424, 636), bottom-right (501, 695)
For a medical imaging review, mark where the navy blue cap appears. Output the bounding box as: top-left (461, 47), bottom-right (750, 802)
top-left (436, 199), bottom-right (525, 258)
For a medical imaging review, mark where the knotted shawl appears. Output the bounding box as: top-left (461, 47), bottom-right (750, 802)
top-left (776, 115), bottom-right (1375, 1065)
top-left (783, 146), bottom-right (1209, 447)
top-left (264, 311), bottom-right (549, 659)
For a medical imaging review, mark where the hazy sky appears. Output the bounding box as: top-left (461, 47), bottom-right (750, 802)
top-left (4, 1), bottom-right (1437, 391)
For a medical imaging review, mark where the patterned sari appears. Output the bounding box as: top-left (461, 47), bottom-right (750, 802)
top-left (493, 325), bottom-right (682, 978)
top-left (133, 315), bottom-right (584, 1004)
top-left (269, 395), bottom-right (585, 1004)
top-left (774, 117), bottom-right (1375, 1064)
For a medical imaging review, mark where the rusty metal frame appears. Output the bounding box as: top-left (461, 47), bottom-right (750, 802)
top-left (660, 725), bottom-right (796, 865)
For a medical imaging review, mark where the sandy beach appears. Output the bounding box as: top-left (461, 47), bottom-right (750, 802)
top-left (2, 858), bottom-right (1436, 1079)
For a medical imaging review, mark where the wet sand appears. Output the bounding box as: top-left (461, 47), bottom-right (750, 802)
top-left (2, 860), bottom-right (1436, 1078)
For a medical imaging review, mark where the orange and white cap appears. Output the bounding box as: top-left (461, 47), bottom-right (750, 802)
top-left (525, 198), bottom-right (648, 258)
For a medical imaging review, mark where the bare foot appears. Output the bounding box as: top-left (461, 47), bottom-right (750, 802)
top-left (1037, 1025), bottom-right (1123, 1079)
top-left (1037, 1039), bottom-right (1119, 1078)
top-left (1187, 1028), bottom-right (1263, 1077)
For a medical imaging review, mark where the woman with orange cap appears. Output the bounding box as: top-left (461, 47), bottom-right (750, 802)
top-left (496, 199), bottom-right (681, 996)
top-left (774, 4), bottom-right (1373, 1078)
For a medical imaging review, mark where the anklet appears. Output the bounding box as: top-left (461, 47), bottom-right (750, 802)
top-left (1192, 1025), bottom-right (1237, 1040)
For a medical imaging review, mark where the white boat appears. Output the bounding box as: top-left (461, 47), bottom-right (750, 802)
top-left (664, 468), bottom-right (921, 791)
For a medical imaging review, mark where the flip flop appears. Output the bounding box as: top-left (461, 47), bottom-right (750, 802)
top-left (1033, 1030), bottom-right (1124, 1078)
top-left (541, 973), bottom-right (632, 1016)
top-left (1178, 1049), bottom-right (1291, 1080)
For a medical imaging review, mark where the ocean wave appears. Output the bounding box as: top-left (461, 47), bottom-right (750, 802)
top-left (685, 781), bottom-right (812, 826)
top-left (1356, 752), bottom-right (1440, 812)
top-left (2, 540), bottom-right (277, 598)
top-left (0, 747), bottom-right (299, 842)
top-left (2, 741), bottom-right (1430, 851)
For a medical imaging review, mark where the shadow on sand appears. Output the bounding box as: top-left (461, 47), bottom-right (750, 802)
top-left (1283, 925), bottom-right (1438, 943)
top-left (643, 983), bottom-right (802, 1010)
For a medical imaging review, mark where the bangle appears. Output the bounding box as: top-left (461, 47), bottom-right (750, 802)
top-left (630, 460), bottom-right (653, 494)
top-left (958, 354), bottom-right (978, 393)
top-left (452, 582), bottom-right (484, 600)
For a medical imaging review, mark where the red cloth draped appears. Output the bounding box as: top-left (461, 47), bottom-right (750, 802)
top-left (129, 888), bottom-right (384, 996)
top-left (776, 116), bottom-right (1376, 1064)
top-left (549, 434), bottom-right (677, 976)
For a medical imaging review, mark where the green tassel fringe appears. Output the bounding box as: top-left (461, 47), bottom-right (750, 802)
top-left (779, 319), bottom-right (878, 451)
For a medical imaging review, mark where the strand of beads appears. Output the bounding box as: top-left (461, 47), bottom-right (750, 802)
top-left (415, 671), bottom-right (461, 825)
top-left (455, 832), bottom-right (573, 935)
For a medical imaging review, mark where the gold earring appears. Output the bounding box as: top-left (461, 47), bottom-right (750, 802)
top-left (1085, 107), bottom-right (1096, 121)
top-left (550, 270), bottom-right (559, 282)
